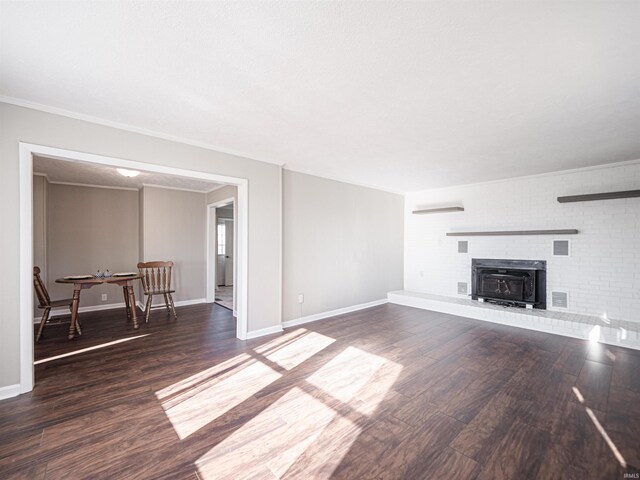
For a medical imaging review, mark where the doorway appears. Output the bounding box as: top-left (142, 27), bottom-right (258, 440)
top-left (19, 143), bottom-right (249, 395)
top-left (207, 198), bottom-right (236, 315)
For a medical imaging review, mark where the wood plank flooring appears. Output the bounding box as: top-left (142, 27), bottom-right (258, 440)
top-left (2, 303), bottom-right (640, 479)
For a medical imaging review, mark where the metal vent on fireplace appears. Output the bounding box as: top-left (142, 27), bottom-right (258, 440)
top-left (458, 241), bottom-right (468, 253)
top-left (457, 282), bottom-right (468, 295)
top-left (553, 240), bottom-right (570, 256)
top-left (551, 291), bottom-right (568, 308)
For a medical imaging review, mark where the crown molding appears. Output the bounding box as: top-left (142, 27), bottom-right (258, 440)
top-left (141, 183), bottom-right (216, 194)
top-left (1, 95), bottom-right (285, 167)
top-left (206, 184), bottom-right (228, 194)
top-left (48, 180), bottom-right (139, 192)
top-left (406, 157), bottom-right (640, 195)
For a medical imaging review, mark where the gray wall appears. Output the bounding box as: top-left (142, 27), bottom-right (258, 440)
top-left (32, 175), bottom-right (47, 313)
top-left (1, 102), bottom-right (282, 388)
top-left (282, 170), bottom-right (404, 322)
top-left (47, 184), bottom-right (139, 309)
top-left (141, 186), bottom-right (206, 303)
top-left (206, 185), bottom-right (237, 205)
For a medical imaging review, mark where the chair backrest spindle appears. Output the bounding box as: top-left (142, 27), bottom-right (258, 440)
top-left (33, 266), bottom-right (51, 307)
top-left (137, 261), bottom-right (174, 293)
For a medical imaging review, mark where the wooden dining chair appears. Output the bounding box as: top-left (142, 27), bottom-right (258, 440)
top-left (137, 261), bottom-right (178, 323)
top-left (33, 266), bottom-right (80, 342)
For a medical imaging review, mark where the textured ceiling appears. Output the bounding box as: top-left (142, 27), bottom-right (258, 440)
top-left (33, 156), bottom-right (224, 192)
top-left (3, 1), bottom-right (640, 193)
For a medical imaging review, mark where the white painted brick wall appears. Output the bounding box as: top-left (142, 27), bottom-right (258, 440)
top-left (404, 161), bottom-right (640, 322)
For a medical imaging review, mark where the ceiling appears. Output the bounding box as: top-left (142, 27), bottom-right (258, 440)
top-left (3, 2), bottom-right (640, 193)
top-left (33, 156), bottom-right (224, 192)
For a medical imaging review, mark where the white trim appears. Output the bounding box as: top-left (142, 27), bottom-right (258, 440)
top-left (135, 297), bottom-right (206, 311)
top-left (0, 384), bottom-right (22, 400)
top-left (19, 143), bottom-right (250, 396)
top-left (245, 325), bottom-right (284, 340)
top-left (19, 143), bottom-right (34, 394)
top-left (237, 183), bottom-right (249, 340)
top-left (406, 157), bottom-right (640, 194)
top-left (47, 180), bottom-right (139, 192)
top-left (206, 197), bottom-right (235, 304)
top-left (32, 172), bottom-right (50, 180)
top-left (2, 96), bottom-right (284, 167)
top-left (142, 183), bottom-right (220, 194)
top-left (34, 302), bottom-right (127, 322)
top-left (282, 299), bottom-right (388, 328)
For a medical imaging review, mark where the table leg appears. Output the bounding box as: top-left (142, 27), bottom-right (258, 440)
top-left (123, 286), bottom-right (131, 320)
top-left (127, 284), bottom-right (139, 329)
top-left (68, 286), bottom-right (81, 340)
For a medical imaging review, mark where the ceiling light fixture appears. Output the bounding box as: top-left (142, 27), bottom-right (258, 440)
top-left (117, 168), bottom-right (141, 178)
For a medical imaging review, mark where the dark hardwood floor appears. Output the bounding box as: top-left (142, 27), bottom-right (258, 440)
top-left (2, 303), bottom-right (640, 479)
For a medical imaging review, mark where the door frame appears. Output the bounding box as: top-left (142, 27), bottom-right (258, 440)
top-left (206, 198), bottom-right (236, 312)
top-left (19, 142), bottom-right (250, 395)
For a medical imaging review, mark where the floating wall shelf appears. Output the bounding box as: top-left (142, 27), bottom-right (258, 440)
top-left (557, 189), bottom-right (640, 203)
top-left (446, 229), bottom-right (579, 237)
top-left (412, 206), bottom-right (464, 214)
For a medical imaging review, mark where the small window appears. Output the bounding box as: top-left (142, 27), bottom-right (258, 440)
top-left (217, 223), bottom-right (226, 255)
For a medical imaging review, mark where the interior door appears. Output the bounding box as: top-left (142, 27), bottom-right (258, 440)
top-left (216, 220), bottom-right (226, 286)
top-left (224, 219), bottom-right (234, 286)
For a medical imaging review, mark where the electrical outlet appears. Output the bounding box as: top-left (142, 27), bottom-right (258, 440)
top-left (101, 293), bottom-right (107, 302)
top-left (298, 294), bottom-right (304, 304)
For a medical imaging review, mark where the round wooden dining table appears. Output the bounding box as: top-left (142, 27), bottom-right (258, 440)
top-left (55, 274), bottom-right (143, 339)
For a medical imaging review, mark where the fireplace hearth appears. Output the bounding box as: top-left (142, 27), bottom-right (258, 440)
top-left (471, 259), bottom-right (546, 309)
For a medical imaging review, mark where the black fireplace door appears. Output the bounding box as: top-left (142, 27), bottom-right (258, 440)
top-left (478, 270), bottom-right (532, 303)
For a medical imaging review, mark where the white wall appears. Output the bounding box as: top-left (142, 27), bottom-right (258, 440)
top-left (0, 102), bottom-right (281, 388)
top-left (405, 162), bottom-right (640, 322)
top-left (141, 186), bottom-right (206, 303)
top-left (283, 170), bottom-right (404, 322)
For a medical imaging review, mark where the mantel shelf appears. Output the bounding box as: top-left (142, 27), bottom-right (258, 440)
top-left (446, 229), bottom-right (579, 237)
top-left (412, 206), bottom-right (464, 214)
top-left (558, 189), bottom-right (640, 203)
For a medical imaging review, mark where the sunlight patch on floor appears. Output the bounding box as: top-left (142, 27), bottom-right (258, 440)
top-left (196, 387), bottom-right (359, 480)
top-left (156, 353), bottom-right (254, 401)
top-left (585, 407), bottom-right (627, 468)
top-left (306, 346), bottom-right (388, 404)
top-left (255, 329), bottom-right (336, 370)
top-left (195, 346), bottom-right (401, 479)
top-left (159, 357), bottom-right (281, 440)
top-left (34, 334), bottom-right (151, 365)
top-left (572, 386), bottom-right (627, 468)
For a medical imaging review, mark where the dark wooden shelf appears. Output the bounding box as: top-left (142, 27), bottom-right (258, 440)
top-left (446, 229), bottom-right (578, 237)
top-left (412, 206), bottom-right (464, 214)
top-left (558, 189), bottom-right (640, 203)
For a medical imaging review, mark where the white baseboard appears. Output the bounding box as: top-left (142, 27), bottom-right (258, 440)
top-left (245, 324), bottom-right (284, 339)
top-left (34, 302), bottom-right (127, 323)
top-left (0, 383), bottom-right (22, 400)
top-left (36, 297), bottom-right (207, 323)
top-left (135, 297), bottom-right (206, 311)
top-left (282, 298), bottom-right (388, 329)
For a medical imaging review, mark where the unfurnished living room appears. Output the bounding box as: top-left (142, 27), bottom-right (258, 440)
top-left (1, 1), bottom-right (639, 479)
